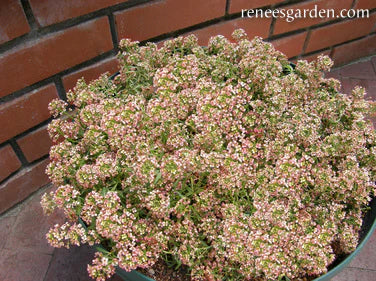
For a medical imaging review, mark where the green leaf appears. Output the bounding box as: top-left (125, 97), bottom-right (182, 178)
top-left (95, 245), bottom-right (110, 254)
top-left (154, 170), bottom-right (162, 184)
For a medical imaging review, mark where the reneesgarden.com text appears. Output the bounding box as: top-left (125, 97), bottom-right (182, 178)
top-left (241, 5), bottom-right (370, 22)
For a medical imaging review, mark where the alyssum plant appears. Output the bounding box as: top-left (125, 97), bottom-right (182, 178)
top-left (41, 29), bottom-right (376, 281)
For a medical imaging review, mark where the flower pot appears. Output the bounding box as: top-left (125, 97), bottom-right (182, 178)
top-left (100, 67), bottom-right (376, 281)
top-left (46, 34), bottom-right (376, 281)
top-left (111, 197), bottom-right (376, 281)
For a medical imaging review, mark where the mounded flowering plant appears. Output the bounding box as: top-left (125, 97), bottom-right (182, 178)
top-left (42, 29), bottom-right (376, 281)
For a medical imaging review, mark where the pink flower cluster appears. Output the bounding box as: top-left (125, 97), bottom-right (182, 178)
top-left (41, 29), bottom-right (376, 281)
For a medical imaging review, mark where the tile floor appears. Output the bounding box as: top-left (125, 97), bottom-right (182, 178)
top-left (1, 55), bottom-right (376, 281)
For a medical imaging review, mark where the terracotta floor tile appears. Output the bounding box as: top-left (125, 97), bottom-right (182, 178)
top-left (1, 201), bottom-right (22, 218)
top-left (331, 267), bottom-right (376, 281)
top-left (0, 249), bottom-right (11, 281)
top-left (339, 78), bottom-right (376, 97)
top-left (371, 57), bottom-right (376, 72)
top-left (340, 78), bottom-right (359, 95)
top-left (3, 186), bottom-right (65, 254)
top-left (44, 245), bottom-right (96, 281)
top-left (337, 61), bottom-right (376, 80)
top-left (347, 230), bottom-right (376, 271)
top-left (325, 69), bottom-right (343, 81)
top-left (0, 215), bottom-right (17, 249)
top-left (44, 244), bottom-right (123, 281)
top-left (359, 79), bottom-right (376, 100)
top-left (0, 248), bottom-right (52, 281)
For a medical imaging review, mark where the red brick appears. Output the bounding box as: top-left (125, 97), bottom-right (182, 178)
top-left (301, 49), bottom-right (331, 62)
top-left (0, 0), bottom-right (30, 44)
top-left (0, 17), bottom-right (113, 98)
top-left (332, 35), bottom-right (376, 66)
top-left (273, 0), bottom-right (353, 35)
top-left (29, 0), bottom-right (127, 26)
top-left (188, 17), bottom-right (272, 46)
top-left (62, 57), bottom-right (119, 91)
top-left (270, 32), bottom-right (307, 58)
top-left (229, 0), bottom-right (282, 14)
top-left (115, 0), bottom-right (227, 42)
top-left (305, 14), bottom-right (376, 53)
top-left (17, 126), bottom-right (52, 163)
top-left (0, 84), bottom-right (58, 144)
top-left (355, 0), bottom-right (376, 10)
top-left (0, 158), bottom-right (50, 214)
top-left (0, 145), bottom-right (21, 182)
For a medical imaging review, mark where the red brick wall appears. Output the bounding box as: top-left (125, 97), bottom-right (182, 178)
top-left (0, 0), bottom-right (375, 214)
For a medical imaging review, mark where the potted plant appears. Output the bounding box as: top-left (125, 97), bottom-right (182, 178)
top-left (41, 29), bottom-right (376, 281)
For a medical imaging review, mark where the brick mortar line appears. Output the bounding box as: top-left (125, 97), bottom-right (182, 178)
top-left (0, 5), bottom-right (246, 107)
top-left (6, 0), bottom-right (368, 56)
top-left (2, 127), bottom-right (52, 170)
top-left (141, 15), bottom-right (227, 45)
top-left (0, 141), bottom-right (12, 151)
top-left (0, 161), bottom-right (23, 187)
top-left (0, 154), bottom-right (50, 188)
top-left (328, 46), bottom-right (334, 59)
top-left (53, 49), bottom-right (116, 90)
top-left (0, 0), bottom-right (156, 54)
top-left (371, 56), bottom-right (376, 76)
top-left (20, 0), bottom-right (38, 30)
top-left (331, 54), bottom-right (376, 71)
top-left (351, 0), bottom-right (359, 9)
top-left (1, 0), bottom-right (374, 57)
top-left (54, 77), bottom-right (67, 101)
top-left (302, 33), bottom-right (376, 58)
top-left (1, 118), bottom-right (51, 147)
top-left (275, 0), bottom-right (312, 8)
top-left (269, 16), bottom-right (277, 38)
top-left (302, 29), bottom-right (311, 54)
top-left (0, 50), bottom-right (120, 172)
top-left (225, 0), bottom-right (230, 15)
top-left (0, 2), bottom-right (373, 105)
top-left (108, 13), bottom-right (119, 51)
top-left (0, 50), bottom-right (116, 105)
top-left (9, 139), bottom-right (28, 166)
top-left (0, 182), bottom-right (52, 216)
top-left (0, 50), bottom-right (117, 152)
top-left (0, 17), bottom-right (372, 104)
